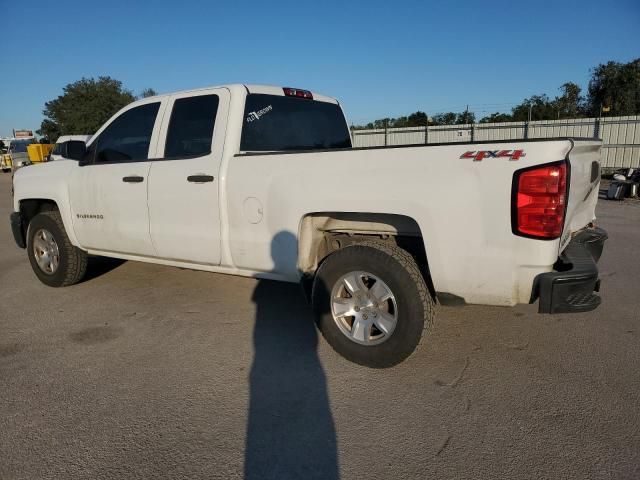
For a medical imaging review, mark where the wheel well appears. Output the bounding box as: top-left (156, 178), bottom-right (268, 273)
top-left (20, 199), bottom-right (59, 227)
top-left (298, 212), bottom-right (436, 300)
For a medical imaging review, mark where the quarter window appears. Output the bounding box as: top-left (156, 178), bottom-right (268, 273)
top-left (95, 102), bottom-right (160, 163)
top-left (164, 95), bottom-right (219, 158)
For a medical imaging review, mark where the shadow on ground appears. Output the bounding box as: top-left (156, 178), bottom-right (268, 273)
top-left (244, 232), bottom-right (339, 480)
top-left (81, 256), bottom-right (126, 283)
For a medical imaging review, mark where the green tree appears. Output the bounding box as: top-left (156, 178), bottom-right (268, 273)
top-left (430, 112), bottom-right (457, 125)
top-left (407, 111), bottom-right (429, 126)
top-left (554, 82), bottom-right (585, 119)
top-left (482, 83), bottom-right (585, 122)
top-left (392, 116), bottom-right (409, 128)
top-left (37, 119), bottom-right (61, 142)
top-left (354, 58), bottom-right (640, 129)
top-left (355, 111), bottom-right (434, 129)
top-left (371, 118), bottom-right (392, 129)
top-left (37, 77), bottom-right (135, 141)
top-left (479, 112), bottom-right (513, 123)
top-left (455, 110), bottom-right (475, 124)
top-left (586, 59), bottom-right (640, 116)
top-left (139, 87), bottom-right (158, 98)
top-left (510, 94), bottom-right (558, 121)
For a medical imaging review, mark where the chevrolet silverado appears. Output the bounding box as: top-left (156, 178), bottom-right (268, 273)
top-left (10, 84), bottom-right (607, 367)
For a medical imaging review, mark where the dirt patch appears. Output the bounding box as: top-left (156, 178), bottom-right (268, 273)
top-left (69, 325), bottom-right (121, 345)
top-left (0, 343), bottom-right (24, 358)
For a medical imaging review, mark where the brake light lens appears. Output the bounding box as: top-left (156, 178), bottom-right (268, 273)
top-left (513, 162), bottom-right (568, 239)
top-left (283, 87), bottom-right (313, 99)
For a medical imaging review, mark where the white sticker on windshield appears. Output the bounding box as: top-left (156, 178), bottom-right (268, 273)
top-left (246, 105), bottom-right (273, 123)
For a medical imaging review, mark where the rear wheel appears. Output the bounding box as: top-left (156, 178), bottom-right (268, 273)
top-left (312, 241), bottom-right (434, 368)
top-left (27, 211), bottom-right (88, 287)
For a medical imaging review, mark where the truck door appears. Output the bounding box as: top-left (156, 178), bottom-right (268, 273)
top-left (147, 88), bottom-right (229, 265)
top-left (68, 100), bottom-right (165, 256)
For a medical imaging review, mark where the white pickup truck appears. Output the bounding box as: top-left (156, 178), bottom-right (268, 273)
top-left (10, 84), bottom-right (607, 367)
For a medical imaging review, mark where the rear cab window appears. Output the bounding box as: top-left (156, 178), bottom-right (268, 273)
top-left (240, 94), bottom-right (351, 152)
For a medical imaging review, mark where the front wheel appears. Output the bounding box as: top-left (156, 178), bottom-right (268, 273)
top-left (312, 241), bottom-right (434, 368)
top-left (26, 211), bottom-right (88, 287)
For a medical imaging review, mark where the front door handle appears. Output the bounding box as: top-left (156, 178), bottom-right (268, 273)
top-left (187, 175), bottom-right (214, 183)
top-left (122, 175), bottom-right (144, 183)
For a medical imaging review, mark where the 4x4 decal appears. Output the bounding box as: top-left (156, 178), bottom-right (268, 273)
top-left (461, 149), bottom-right (526, 161)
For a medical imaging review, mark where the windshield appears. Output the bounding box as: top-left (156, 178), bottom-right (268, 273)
top-left (240, 94), bottom-right (351, 152)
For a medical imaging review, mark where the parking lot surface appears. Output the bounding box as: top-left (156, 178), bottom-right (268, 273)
top-left (1, 172), bottom-right (639, 479)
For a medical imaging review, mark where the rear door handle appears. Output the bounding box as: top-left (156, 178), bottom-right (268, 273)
top-left (187, 175), bottom-right (214, 183)
top-left (122, 175), bottom-right (144, 183)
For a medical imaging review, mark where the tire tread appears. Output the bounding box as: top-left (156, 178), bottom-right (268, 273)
top-left (312, 239), bottom-right (435, 367)
top-left (28, 210), bottom-right (87, 287)
top-left (356, 240), bottom-right (434, 352)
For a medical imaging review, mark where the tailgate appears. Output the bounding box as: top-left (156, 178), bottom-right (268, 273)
top-left (561, 139), bottom-right (602, 251)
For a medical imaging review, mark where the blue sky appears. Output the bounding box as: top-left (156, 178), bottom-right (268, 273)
top-left (2, 0), bottom-right (638, 136)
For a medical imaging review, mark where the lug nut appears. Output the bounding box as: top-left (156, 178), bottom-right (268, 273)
top-left (363, 314), bottom-right (368, 320)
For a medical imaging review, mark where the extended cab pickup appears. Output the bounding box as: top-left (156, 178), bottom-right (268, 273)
top-left (10, 84), bottom-right (607, 367)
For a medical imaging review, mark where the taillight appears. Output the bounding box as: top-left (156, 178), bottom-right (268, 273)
top-left (512, 161), bottom-right (568, 239)
top-left (283, 87), bottom-right (313, 99)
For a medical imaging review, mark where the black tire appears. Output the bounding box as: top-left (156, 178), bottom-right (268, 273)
top-left (312, 241), bottom-right (434, 368)
top-left (26, 210), bottom-right (88, 287)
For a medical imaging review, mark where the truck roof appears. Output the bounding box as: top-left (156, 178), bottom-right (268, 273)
top-left (56, 135), bottom-right (92, 143)
top-left (141, 84), bottom-right (339, 105)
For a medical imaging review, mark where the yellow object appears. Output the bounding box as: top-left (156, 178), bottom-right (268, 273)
top-left (1, 154), bottom-right (12, 169)
top-left (27, 144), bottom-right (54, 163)
top-left (602, 106), bottom-right (611, 112)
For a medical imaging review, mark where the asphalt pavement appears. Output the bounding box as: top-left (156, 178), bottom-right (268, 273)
top-left (1, 172), bottom-right (639, 479)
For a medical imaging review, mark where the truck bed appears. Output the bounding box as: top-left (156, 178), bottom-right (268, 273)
top-left (228, 138), bottom-right (601, 306)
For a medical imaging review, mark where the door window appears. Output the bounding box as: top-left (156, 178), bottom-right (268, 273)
top-left (164, 95), bottom-right (219, 159)
top-left (94, 102), bottom-right (160, 163)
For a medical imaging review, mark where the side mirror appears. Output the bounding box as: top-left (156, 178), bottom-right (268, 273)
top-left (66, 140), bottom-right (87, 161)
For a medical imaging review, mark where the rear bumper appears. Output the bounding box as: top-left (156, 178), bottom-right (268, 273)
top-left (533, 227), bottom-right (608, 314)
top-left (10, 212), bottom-right (26, 249)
